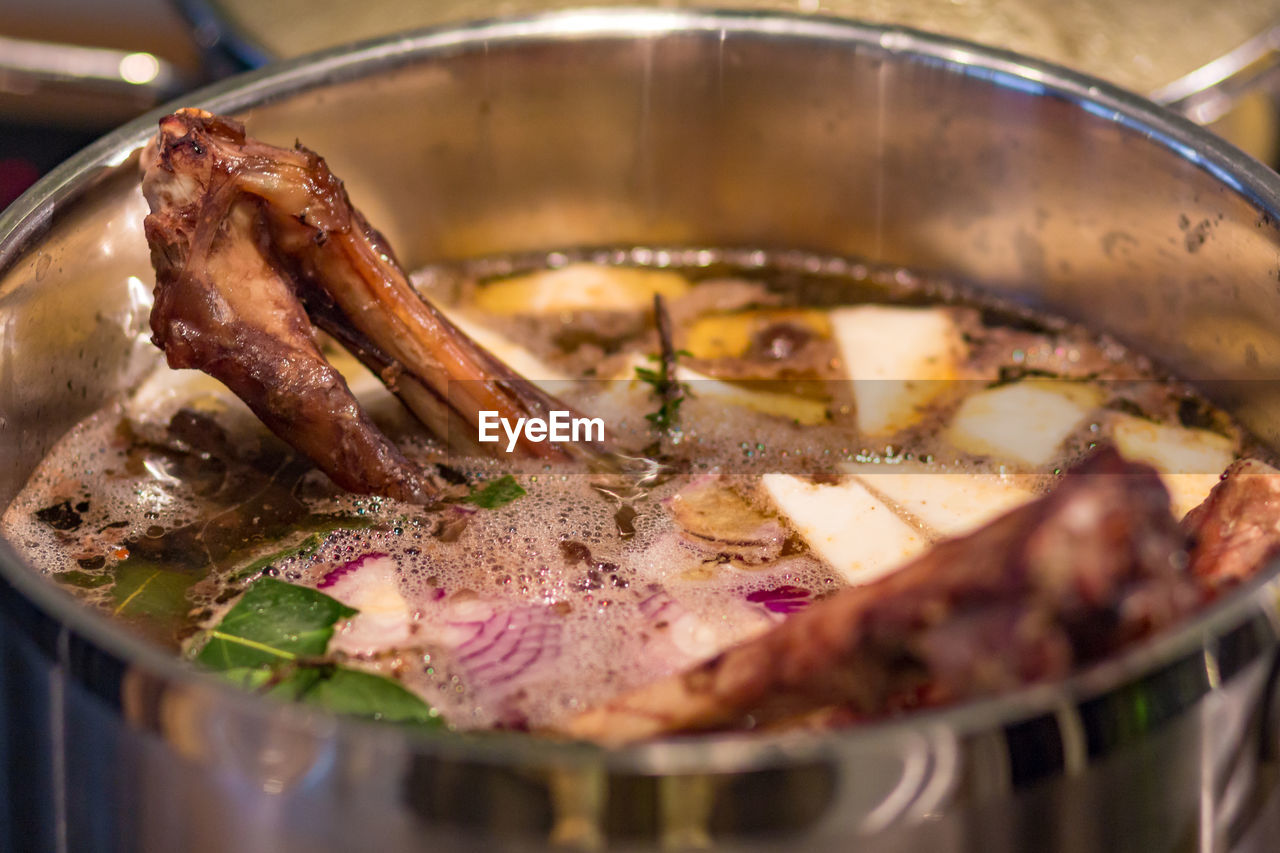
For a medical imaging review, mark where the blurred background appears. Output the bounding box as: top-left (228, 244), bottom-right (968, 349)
top-left (2, 0), bottom-right (1280, 210)
top-left (0, 0), bottom-right (197, 207)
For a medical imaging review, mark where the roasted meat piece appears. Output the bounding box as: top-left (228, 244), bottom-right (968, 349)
top-left (564, 448), bottom-right (1199, 744)
top-left (141, 109), bottom-right (603, 502)
top-left (1185, 458), bottom-right (1280, 594)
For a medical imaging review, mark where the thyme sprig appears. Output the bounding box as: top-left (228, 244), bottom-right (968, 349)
top-left (635, 294), bottom-right (689, 441)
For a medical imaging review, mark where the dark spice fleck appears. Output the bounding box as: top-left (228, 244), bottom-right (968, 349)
top-left (614, 505), bottom-right (637, 538)
top-left (1177, 395), bottom-right (1226, 433)
top-left (35, 500), bottom-right (82, 532)
top-left (560, 540), bottom-right (592, 565)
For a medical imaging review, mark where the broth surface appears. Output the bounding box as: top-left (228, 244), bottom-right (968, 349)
top-left (1, 249), bottom-right (1246, 730)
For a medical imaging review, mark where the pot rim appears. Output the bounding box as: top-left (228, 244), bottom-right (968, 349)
top-left (3, 5), bottom-right (1280, 775)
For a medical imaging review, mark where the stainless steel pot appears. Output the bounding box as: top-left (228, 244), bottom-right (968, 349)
top-left (3, 8), bottom-right (1280, 851)
top-left (175, 0), bottom-right (1280, 159)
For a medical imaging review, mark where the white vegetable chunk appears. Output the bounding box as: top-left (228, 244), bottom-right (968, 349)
top-left (667, 608), bottom-right (774, 663)
top-left (1111, 413), bottom-right (1235, 517)
top-left (829, 305), bottom-right (964, 435)
top-left (842, 463), bottom-right (1036, 537)
top-left (761, 473), bottom-right (928, 585)
top-left (947, 380), bottom-right (1101, 467)
top-left (323, 556), bottom-right (415, 656)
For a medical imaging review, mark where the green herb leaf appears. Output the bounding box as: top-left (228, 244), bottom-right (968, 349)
top-left (219, 665), bottom-right (323, 698)
top-left (195, 578), bottom-right (355, 670)
top-left (303, 667), bottom-right (441, 724)
top-left (227, 532), bottom-right (327, 583)
top-left (220, 660), bottom-right (440, 722)
top-left (636, 293), bottom-right (689, 441)
top-left (644, 394), bottom-right (684, 429)
top-left (219, 662), bottom-right (440, 726)
top-left (112, 563), bottom-right (196, 620)
top-left (463, 475), bottom-right (527, 509)
top-left (636, 352), bottom-right (687, 433)
top-left (227, 515), bottom-right (377, 583)
top-left (55, 570), bottom-right (112, 590)
top-left (220, 666), bottom-right (276, 690)
top-left (198, 577), bottom-right (442, 726)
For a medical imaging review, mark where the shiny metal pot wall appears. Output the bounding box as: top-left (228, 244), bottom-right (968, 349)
top-left (2, 9), bottom-right (1280, 852)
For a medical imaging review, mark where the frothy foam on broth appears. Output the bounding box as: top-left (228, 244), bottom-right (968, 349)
top-left (1, 249), bottom-right (1245, 731)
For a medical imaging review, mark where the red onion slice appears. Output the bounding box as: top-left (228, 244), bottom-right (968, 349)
top-left (639, 584), bottom-right (774, 666)
top-left (746, 584), bottom-right (813, 614)
top-left (318, 553), bottom-right (416, 655)
top-left (440, 600), bottom-right (564, 691)
top-left (638, 586), bottom-right (677, 620)
top-left (319, 551), bottom-right (389, 589)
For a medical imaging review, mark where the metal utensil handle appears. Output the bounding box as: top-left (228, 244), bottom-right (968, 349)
top-left (0, 34), bottom-right (189, 118)
top-left (1153, 23), bottom-right (1280, 125)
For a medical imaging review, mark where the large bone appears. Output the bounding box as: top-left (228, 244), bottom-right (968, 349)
top-left (564, 448), bottom-right (1197, 744)
top-left (1184, 458), bottom-right (1280, 595)
top-left (142, 109), bottom-right (607, 501)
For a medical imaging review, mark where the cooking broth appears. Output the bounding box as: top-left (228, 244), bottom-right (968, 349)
top-left (0, 248), bottom-right (1248, 731)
